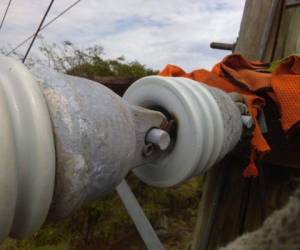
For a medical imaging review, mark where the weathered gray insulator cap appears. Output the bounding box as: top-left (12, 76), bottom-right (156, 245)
top-left (30, 66), bottom-right (166, 220)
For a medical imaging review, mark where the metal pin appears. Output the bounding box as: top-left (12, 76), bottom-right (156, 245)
top-left (146, 128), bottom-right (171, 151)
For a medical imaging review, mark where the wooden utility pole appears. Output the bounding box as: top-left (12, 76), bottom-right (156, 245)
top-left (191, 1), bottom-right (300, 249)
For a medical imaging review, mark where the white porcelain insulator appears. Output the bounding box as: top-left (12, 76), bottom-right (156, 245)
top-left (124, 76), bottom-right (243, 187)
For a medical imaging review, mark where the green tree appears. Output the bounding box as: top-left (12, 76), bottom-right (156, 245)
top-left (38, 39), bottom-right (158, 78)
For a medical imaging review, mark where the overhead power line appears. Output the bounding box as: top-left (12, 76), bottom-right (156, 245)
top-left (22, 0), bottom-right (55, 63)
top-left (8, 0), bottom-right (81, 57)
top-left (0, 0), bottom-right (13, 32)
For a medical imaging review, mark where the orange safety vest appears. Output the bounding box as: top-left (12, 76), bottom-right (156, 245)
top-left (159, 54), bottom-right (300, 177)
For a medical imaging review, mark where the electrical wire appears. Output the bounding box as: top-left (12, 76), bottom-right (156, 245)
top-left (7, 0), bottom-right (81, 56)
top-left (22, 0), bottom-right (55, 63)
top-left (0, 0), bottom-right (13, 32)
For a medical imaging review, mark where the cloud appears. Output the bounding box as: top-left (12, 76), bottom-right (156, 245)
top-left (0, 0), bottom-right (245, 71)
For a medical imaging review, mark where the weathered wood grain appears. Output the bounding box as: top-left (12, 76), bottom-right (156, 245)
top-left (234, 0), bottom-right (282, 61)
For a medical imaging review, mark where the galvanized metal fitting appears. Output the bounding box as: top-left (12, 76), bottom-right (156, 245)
top-left (241, 115), bottom-right (254, 128)
top-left (146, 128), bottom-right (171, 151)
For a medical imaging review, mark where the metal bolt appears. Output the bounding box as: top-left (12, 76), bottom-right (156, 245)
top-left (146, 128), bottom-right (171, 151)
top-left (241, 115), bottom-right (253, 129)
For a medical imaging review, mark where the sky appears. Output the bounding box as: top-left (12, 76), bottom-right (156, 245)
top-left (0, 0), bottom-right (245, 71)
